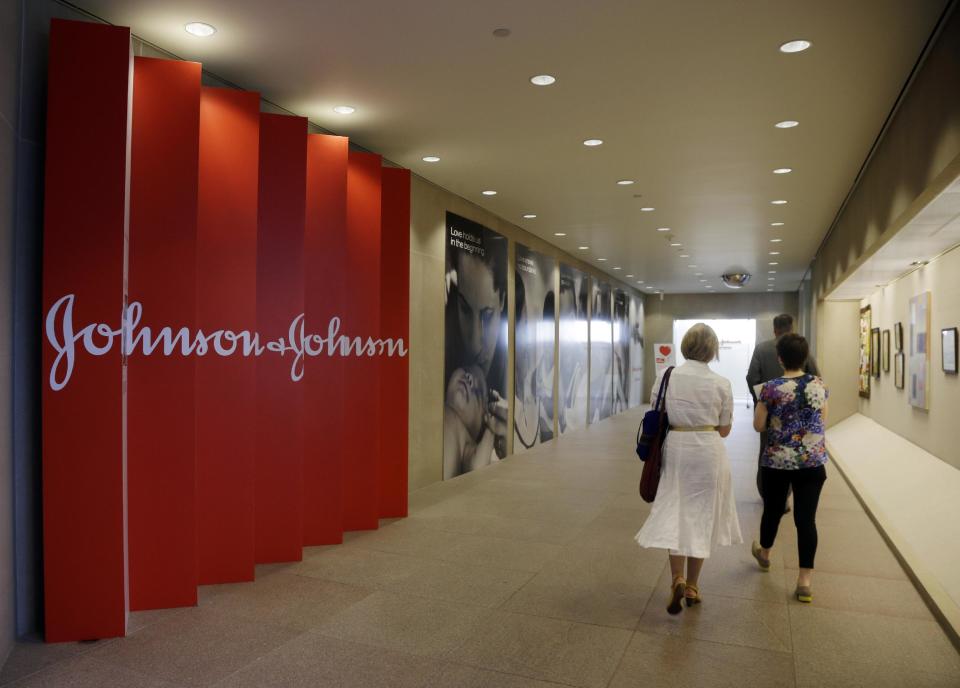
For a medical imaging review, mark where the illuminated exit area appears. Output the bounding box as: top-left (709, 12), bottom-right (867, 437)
top-left (673, 319), bottom-right (756, 402)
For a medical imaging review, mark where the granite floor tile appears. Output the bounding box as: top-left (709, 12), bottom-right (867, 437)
top-left (608, 631), bottom-right (796, 688)
top-left (795, 657), bottom-right (959, 688)
top-left (384, 557), bottom-right (535, 609)
top-left (439, 534), bottom-right (562, 573)
top-left (0, 641), bottom-right (97, 687)
top-left (290, 547), bottom-right (425, 588)
top-left (448, 610), bottom-right (633, 688)
top-left (780, 570), bottom-right (932, 620)
top-left (7, 656), bottom-right (183, 688)
top-left (430, 663), bottom-right (566, 688)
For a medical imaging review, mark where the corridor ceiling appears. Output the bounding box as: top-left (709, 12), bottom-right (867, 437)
top-left (76, 0), bottom-right (949, 294)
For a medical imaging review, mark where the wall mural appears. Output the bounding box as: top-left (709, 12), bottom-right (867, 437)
top-left (612, 289), bottom-right (630, 413)
top-left (909, 291), bottom-right (931, 409)
top-left (443, 212), bottom-right (509, 477)
top-left (589, 280), bottom-right (614, 422)
top-left (513, 244), bottom-right (557, 453)
top-left (859, 305), bottom-right (872, 398)
top-left (558, 265), bottom-right (590, 434)
top-left (628, 294), bottom-right (645, 407)
top-left (41, 20), bottom-right (410, 642)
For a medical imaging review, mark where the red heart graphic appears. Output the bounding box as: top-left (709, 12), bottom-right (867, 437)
top-left (659, 345), bottom-right (672, 356)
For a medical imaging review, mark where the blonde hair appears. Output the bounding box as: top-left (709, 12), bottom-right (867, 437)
top-left (681, 323), bottom-right (719, 362)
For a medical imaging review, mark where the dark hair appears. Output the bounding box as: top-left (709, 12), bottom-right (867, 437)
top-left (773, 313), bottom-right (794, 335)
top-left (777, 333), bottom-right (809, 371)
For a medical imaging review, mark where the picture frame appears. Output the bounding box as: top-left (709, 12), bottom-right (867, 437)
top-left (909, 292), bottom-right (931, 410)
top-left (895, 352), bottom-right (905, 389)
top-left (882, 329), bottom-right (890, 373)
top-left (871, 327), bottom-right (881, 379)
top-left (894, 322), bottom-right (903, 352)
top-left (943, 327), bottom-right (958, 374)
top-left (859, 306), bottom-right (871, 398)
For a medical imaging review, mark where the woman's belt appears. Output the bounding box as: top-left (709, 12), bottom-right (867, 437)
top-left (669, 425), bottom-right (718, 432)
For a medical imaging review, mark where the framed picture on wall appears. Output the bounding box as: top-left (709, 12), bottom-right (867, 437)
top-left (894, 322), bottom-right (904, 351)
top-left (895, 352), bottom-right (905, 389)
top-left (882, 329), bottom-right (890, 373)
top-left (871, 328), bottom-right (881, 379)
top-left (943, 327), bottom-right (958, 374)
top-left (909, 292), bottom-right (931, 409)
top-left (859, 306), bottom-right (872, 398)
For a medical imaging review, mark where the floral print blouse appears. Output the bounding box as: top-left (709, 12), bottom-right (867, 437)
top-left (759, 375), bottom-right (828, 470)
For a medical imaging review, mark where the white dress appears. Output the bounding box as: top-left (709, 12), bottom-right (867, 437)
top-left (635, 360), bottom-right (742, 558)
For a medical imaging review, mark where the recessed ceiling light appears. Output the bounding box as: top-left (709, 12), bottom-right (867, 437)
top-left (769, 261), bottom-right (779, 266)
top-left (636, 280), bottom-right (645, 284)
top-left (482, 190), bottom-right (497, 196)
top-left (770, 238), bottom-right (783, 243)
top-left (554, 232), bottom-right (566, 237)
top-left (616, 179), bottom-right (635, 186)
top-left (910, 260), bottom-right (928, 266)
top-left (613, 266), bottom-right (621, 270)
top-left (770, 251), bottom-right (781, 255)
top-left (523, 214), bottom-right (537, 219)
top-left (679, 254), bottom-right (690, 258)
top-left (422, 156), bottom-right (440, 163)
top-left (687, 265), bottom-right (697, 268)
top-left (597, 258), bottom-right (607, 262)
top-left (771, 222), bottom-right (784, 226)
top-left (695, 273), bottom-right (703, 276)
top-left (771, 199), bottom-right (788, 205)
top-left (773, 168), bottom-right (793, 174)
top-left (769, 270), bottom-right (777, 274)
top-left (626, 274), bottom-right (634, 278)
top-left (699, 279), bottom-right (707, 282)
top-left (670, 242), bottom-right (682, 247)
top-left (640, 207), bottom-right (655, 212)
top-left (492, 27), bottom-right (511, 37)
top-left (583, 139), bottom-right (604, 147)
top-left (775, 120), bottom-right (799, 129)
top-left (780, 39), bottom-right (812, 53)
top-left (184, 22), bottom-right (216, 37)
top-left (333, 105), bottom-right (356, 115)
top-left (768, 277), bottom-right (776, 281)
top-left (656, 227), bottom-right (670, 232)
top-left (530, 74), bottom-right (556, 86)
top-left (578, 246), bottom-right (589, 250)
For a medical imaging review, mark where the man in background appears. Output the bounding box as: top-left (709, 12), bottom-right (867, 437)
top-left (747, 314), bottom-right (821, 507)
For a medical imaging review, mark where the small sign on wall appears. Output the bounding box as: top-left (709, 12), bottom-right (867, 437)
top-left (654, 342), bottom-right (676, 375)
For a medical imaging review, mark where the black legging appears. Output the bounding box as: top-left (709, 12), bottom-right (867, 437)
top-left (759, 465), bottom-right (827, 569)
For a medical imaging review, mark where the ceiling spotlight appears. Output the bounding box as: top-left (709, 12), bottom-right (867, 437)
top-left (597, 258), bottom-right (607, 262)
top-left (578, 246), bottom-right (589, 250)
top-left (780, 39), bottom-right (812, 53)
top-left (771, 199), bottom-right (788, 205)
top-left (333, 105), bottom-right (356, 115)
top-left (670, 242), bottom-right (682, 247)
top-left (583, 139), bottom-right (604, 147)
top-left (695, 272), bottom-right (703, 276)
top-left (910, 260), bottom-right (928, 266)
top-left (626, 274), bottom-right (634, 278)
top-left (769, 261), bottom-right (779, 266)
top-left (770, 238), bottom-right (783, 243)
top-left (699, 279), bottom-right (707, 283)
top-left (530, 74), bottom-right (557, 86)
top-left (656, 227), bottom-right (670, 232)
top-left (523, 214), bottom-right (537, 219)
top-left (640, 207), bottom-right (655, 212)
top-left (481, 190), bottom-right (497, 196)
top-left (636, 280), bottom-right (645, 284)
top-left (422, 156), bottom-right (440, 163)
top-left (687, 265), bottom-right (697, 268)
top-left (773, 168), bottom-right (793, 174)
top-left (769, 270), bottom-right (777, 274)
top-left (617, 179), bottom-right (635, 186)
top-left (554, 232), bottom-right (566, 236)
top-left (770, 251), bottom-right (781, 255)
top-left (613, 266), bottom-right (621, 270)
top-left (771, 222), bottom-right (784, 226)
top-left (679, 254), bottom-right (690, 258)
top-left (184, 22), bottom-right (216, 37)
top-left (775, 120), bottom-right (799, 129)
top-left (768, 277), bottom-right (776, 281)
top-left (721, 272), bottom-right (752, 289)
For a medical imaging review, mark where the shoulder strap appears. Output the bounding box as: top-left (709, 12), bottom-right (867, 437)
top-left (654, 366), bottom-right (675, 411)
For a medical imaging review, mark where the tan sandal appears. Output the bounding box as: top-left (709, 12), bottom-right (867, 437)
top-left (751, 541), bottom-right (770, 571)
top-left (684, 583), bottom-right (702, 607)
top-left (667, 575), bottom-right (685, 615)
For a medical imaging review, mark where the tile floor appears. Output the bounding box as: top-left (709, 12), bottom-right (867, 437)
top-left (3, 404), bottom-right (959, 687)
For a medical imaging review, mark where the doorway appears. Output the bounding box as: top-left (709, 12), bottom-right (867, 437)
top-left (673, 319), bottom-right (756, 402)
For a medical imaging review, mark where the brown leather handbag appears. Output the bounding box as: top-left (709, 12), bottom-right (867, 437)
top-left (639, 367), bottom-right (673, 503)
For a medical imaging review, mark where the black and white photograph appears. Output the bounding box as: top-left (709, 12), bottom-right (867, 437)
top-left (514, 244), bottom-right (557, 453)
top-left (443, 212), bottom-right (509, 479)
top-left (628, 293), bottom-right (645, 408)
top-left (558, 264), bottom-right (590, 434)
top-left (612, 288), bottom-right (630, 413)
top-left (589, 279), bottom-right (613, 423)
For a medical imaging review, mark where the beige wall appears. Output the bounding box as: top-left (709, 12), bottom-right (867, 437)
top-left (642, 292), bottom-right (799, 399)
top-left (855, 246), bottom-right (960, 468)
top-left (816, 300), bottom-right (861, 427)
top-left (812, 8), bottom-right (960, 301)
top-left (407, 175), bottom-right (642, 490)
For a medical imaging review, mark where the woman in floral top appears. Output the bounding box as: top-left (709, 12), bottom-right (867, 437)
top-left (750, 334), bottom-right (829, 603)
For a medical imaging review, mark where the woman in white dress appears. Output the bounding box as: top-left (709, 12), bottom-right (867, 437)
top-left (635, 323), bottom-right (742, 614)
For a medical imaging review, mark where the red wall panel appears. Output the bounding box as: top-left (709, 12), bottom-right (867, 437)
top-left (379, 168), bottom-right (411, 518)
top-left (255, 114), bottom-right (307, 562)
top-left (343, 151), bottom-right (383, 531)
top-left (196, 88), bottom-right (260, 583)
top-left (127, 57), bottom-right (202, 610)
top-left (304, 135), bottom-right (348, 545)
top-left (41, 19), bottom-right (131, 641)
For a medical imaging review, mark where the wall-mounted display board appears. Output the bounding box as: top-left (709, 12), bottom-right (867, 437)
top-left (514, 244), bottom-right (557, 453)
top-left (628, 294), bottom-right (645, 408)
top-left (612, 289), bottom-right (630, 413)
top-left (871, 328), bottom-right (881, 379)
top-left (558, 265), bottom-right (590, 434)
top-left (859, 306), bottom-right (872, 398)
top-left (894, 322), bottom-right (904, 351)
top-left (589, 280), bottom-right (613, 423)
top-left (882, 330), bottom-right (891, 373)
top-left (895, 352), bottom-right (906, 389)
top-left (943, 327), bottom-right (958, 374)
top-left (909, 291), bottom-right (931, 409)
top-left (41, 19), bottom-right (410, 642)
top-left (443, 212), bottom-right (509, 478)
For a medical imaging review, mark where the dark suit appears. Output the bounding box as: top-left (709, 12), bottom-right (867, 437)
top-left (747, 337), bottom-right (820, 498)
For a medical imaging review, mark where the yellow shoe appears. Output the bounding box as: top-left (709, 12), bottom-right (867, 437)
top-left (667, 576), bottom-right (685, 615)
top-left (684, 583), bottom-right (702, 607)
top-left (795, 586), bottom-right (813, 603)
